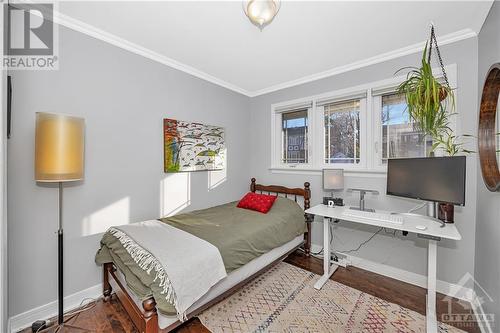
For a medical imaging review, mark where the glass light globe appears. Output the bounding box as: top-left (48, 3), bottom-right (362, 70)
top-left (243, 0), bottom-right (280, 30)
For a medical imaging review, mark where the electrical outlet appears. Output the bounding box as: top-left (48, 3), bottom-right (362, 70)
top-left (331, 252), bottom-right (351, 268)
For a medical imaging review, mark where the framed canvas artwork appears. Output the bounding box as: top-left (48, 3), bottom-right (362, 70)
top-left (164, 119), bottom-right (225, 172)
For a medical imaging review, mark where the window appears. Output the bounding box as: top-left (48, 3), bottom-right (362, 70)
top-left (281, 109), bottom-right (308, 164)
top-left (380, 93), bottom-right (431, 163)
top-left (270, 64), bottom-right (456, 173)
top-left (324, 100), bottom-right (361, 164)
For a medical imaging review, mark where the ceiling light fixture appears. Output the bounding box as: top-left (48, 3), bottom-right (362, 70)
top-left (243, 0), bottom-right (281, 30)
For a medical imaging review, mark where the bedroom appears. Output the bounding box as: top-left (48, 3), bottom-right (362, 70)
top-left (0, 1), bottom-right (499, 332)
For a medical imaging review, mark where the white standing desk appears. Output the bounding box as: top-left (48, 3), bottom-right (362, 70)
top-left (305, 204), bottom-right (462, 333)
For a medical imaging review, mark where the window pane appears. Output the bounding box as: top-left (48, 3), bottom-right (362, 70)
top-left (381, 93), bottom-right (431, 163)
top-left (282, 110), bottom-right (308, 164)
top-left (324, 100), bottom-right (360, 164)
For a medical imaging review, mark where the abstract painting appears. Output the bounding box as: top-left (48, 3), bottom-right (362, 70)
top-left (164, 119), bottom-right (225, 172)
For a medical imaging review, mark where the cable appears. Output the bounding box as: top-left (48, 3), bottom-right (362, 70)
top-left (335, 227), bottom-right (383, 254)
top-left (307, 219), bottom-right (384, 259)
top-left (408, 202), bottom-right (427, 213)
top-left (65, 297), bottom-right (97, 317)
top-left (37, 298), bottom-right (97, 333)
top-left (311, 248), bottom-right (324, 255)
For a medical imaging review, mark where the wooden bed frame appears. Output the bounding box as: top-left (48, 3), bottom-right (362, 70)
top-left (102, 178), bottom-right (312, 333)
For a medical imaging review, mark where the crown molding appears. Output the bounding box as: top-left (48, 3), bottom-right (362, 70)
top-left (50, 10), bottom-right (252, 97)
top-left (49, 7), bottom-right (476, 98)
top-left (249, 28), bottom-right (477, 97)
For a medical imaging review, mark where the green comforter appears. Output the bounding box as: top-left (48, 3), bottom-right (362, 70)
top-left (95, 197), bottom-right (306, 315)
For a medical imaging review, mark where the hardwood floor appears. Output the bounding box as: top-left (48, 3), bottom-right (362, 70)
top-left (22, 251), bottom-right (481, 333)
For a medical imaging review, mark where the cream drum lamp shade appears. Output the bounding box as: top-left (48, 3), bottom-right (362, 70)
top-left (35, 112), bottom-right (85, 182)
top-left (323, 169), bottom-right (344, 190)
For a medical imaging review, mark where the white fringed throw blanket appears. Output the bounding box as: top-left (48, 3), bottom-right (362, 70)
top-left (108, 220), bottom-right (227, 321)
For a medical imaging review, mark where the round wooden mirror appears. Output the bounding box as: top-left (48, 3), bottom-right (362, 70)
top-left (479, 63), bottom-right (500, 192)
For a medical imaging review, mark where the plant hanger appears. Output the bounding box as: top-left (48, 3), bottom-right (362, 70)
top-left (427, 23), bottom-right (451, 89)
top-left (396, 23), bottom-right (474, 156)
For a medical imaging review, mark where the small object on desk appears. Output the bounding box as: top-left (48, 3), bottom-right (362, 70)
top-left (323, 197), bottom-right (344, 206)
top-left (438, 202), bottom-right (455, 223)
top-left (341, 210), bottom-right (404, 225)
top-left (347, 188), bottom-right (379, 212)
top-left (333, 197), bottom-right (344, 206)
top-left (416, 225), bottom-right (427, 231)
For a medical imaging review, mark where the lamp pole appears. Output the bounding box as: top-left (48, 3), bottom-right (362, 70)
top-left (58, 182), bottom-right (63, 325)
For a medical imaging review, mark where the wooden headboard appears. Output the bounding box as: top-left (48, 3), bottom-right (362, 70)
top-left (250, 178), bottom-right (312, 256)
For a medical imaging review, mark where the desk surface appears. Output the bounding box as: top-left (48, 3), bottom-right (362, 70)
top-left (305, 204), bottom-right (462, 241)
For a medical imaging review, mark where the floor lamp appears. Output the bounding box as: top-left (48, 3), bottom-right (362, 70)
top-left (35, 112), bottom-right (85, 331)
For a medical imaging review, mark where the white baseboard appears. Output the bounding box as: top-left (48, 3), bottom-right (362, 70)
top-left (310, 244), bottom-right (475, 302)
top-left (8, 284), bottom-right (102, 333)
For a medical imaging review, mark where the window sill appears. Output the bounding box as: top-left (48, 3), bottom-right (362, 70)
top-left (269, 167), bottom-right (387, 178)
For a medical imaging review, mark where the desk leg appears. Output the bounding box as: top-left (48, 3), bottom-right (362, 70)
top-left (314, 217), bottom-right (338, 290)
top-left (426, 239), bottom-right (438, 333)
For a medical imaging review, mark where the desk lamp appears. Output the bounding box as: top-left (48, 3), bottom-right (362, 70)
top-left (323, 169), bottom-right (344, 206)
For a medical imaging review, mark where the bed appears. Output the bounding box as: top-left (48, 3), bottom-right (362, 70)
top-left (96, 178), bottom-right (312, 333)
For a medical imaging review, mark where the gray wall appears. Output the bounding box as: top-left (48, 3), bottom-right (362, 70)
top-left (7, 26), bottom-right (250, 316)
top-left (249, 38), bottom-right (479, 285)
top-left (475, 0), bottom-right (500, 322)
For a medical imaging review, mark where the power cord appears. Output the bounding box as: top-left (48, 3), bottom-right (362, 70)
top-left (408, 202), bottom-right (427, 213)
top-left (334, 227), bottom-right (384, 254)
top-left (34, 298), bottom-right (97, 333)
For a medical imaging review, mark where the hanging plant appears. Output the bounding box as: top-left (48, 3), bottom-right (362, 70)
top-left (396, 25), bottom-right (472, 156)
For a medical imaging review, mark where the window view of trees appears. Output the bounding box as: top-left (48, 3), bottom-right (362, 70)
top-left (381, 93), bottom-right (431, 163)
top-left (282, 110), bottom-right (308, 164)
top-left (324, 100), bottom-right (360, 164)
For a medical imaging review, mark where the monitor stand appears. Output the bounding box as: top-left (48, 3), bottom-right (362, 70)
top-left (348, 188), bottom-right (378, 212)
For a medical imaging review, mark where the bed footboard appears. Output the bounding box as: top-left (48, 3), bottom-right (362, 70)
top-left (103, 262), bottom-right (159, 333)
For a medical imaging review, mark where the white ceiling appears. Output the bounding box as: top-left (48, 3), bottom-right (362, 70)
top-left (57, 1), bottom-right (493, 96)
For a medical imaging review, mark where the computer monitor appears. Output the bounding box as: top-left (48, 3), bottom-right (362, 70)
top-left (386, 156), bottom-right (466, 206)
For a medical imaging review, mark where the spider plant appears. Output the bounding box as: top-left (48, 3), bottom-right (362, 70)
top-left (397, 43), bottom-right (468, 156)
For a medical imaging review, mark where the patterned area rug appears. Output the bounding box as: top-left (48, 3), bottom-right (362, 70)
top-left (199, 262), bottom-right (465, 333)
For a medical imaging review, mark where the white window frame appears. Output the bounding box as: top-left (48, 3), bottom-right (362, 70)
top-left (271, 99), bottom-right (314, 170)
top-left (317, 97), bottom-right (367, 170)
top-left (270, 64), bottom-right (458, 175)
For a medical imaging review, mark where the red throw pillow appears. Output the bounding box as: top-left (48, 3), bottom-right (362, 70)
top-left (237, 192), bottom-right (277, 214)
